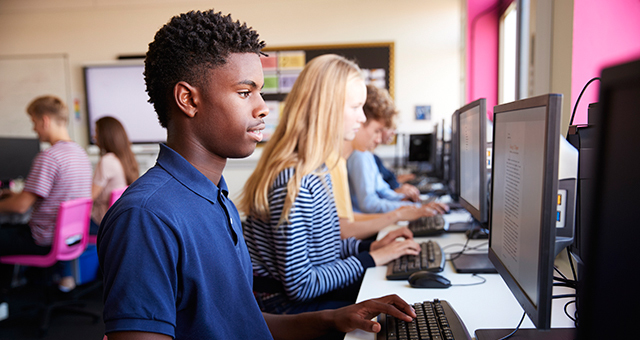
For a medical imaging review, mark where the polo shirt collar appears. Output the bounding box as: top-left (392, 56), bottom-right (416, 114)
top-left (156, 143), bottom-right (229, 204)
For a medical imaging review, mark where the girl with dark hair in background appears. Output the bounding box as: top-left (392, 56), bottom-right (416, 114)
top-left (90, 116), bottom-right (138, 233)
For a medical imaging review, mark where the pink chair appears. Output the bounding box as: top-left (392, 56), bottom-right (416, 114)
top-left (89, 186), bottom-right (127, 245)
top-left (0, 197), bottom-right (100, 334)
top-left (108, 186), bottom-right (127, 207)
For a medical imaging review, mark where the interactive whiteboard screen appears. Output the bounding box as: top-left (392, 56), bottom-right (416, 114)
top-left (84, 63), bottom-right (166, 144)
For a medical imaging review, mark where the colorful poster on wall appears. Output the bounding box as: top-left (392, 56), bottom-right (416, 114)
top-left (278, 50), bottom-right (306, 71)
top-left (263, 100), bottom-right (281, 142)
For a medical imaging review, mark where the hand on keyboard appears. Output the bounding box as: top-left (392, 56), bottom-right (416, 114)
top-left (377, 299), bottom-right (472, 340)
top-left (422, 201), bottom-right (449, 214)
top-left (386, 241), bottom-right (446, 280)
top-left (395, 183), bottom-right (421, 202)
top-left (395, 204), bottom-right (444, 222)
top-left (330, 294), bottom-right (416, 334)
top-left (370, 227), bottom-right (421, 266)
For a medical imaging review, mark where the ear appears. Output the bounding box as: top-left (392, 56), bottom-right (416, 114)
top-left (41, 114), bottom-right (51, 129)
top-left (174, 81), bottom-right (199, 118)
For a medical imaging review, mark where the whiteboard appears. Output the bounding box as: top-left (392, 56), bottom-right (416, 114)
top-left (0, 54), bottom-right (70, 138)
top-left (84, 62), bottom-right (166, 144)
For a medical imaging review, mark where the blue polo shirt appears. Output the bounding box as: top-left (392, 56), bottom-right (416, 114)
top-left (98, 144), bottom-right (273, 339)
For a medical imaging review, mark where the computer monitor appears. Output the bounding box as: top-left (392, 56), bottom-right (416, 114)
top-left (432, 119), bottom-right (446, 179)
top-left (0, 137), bottom-right (40, 186)
top-left (577, 58), bottom-right (640, 340)
top-left (480, 94), bottom-right (572, 338)
top-left (447, 111), bottom-right (460, 200)
top-left (407, 133), bottom-right (433, 174)
top-left (457, 98), bottom-right (488, 226)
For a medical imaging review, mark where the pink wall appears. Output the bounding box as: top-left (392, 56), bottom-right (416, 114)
top-left (467, 0), bottom-right (500, 120)
top-left (571, 0), bottom-right (640, 125)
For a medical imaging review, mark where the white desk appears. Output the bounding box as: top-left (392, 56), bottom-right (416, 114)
top-left (344, 228), bottom-right (576, 339)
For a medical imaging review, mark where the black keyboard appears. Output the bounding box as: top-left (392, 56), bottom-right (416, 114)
top-left (377, 299), bottom-right (472, 340)
top-left (386, 241), bottom-right (445, 280)
top-left (408, 215), bottom-right (445, 237)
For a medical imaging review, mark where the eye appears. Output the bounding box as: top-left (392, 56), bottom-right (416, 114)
top-left (239, 90), bottom-right (251, 98)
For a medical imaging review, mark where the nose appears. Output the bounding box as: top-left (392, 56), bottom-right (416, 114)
top-left (357, 107), bottom-right (366, 124)
top-left (255, 96), bottom-right (269, 119)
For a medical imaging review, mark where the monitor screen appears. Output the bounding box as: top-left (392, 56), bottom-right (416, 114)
top-left (458, 98), bottom-right (487, 223)
top-left (84, 62), bottom-right (166, 144)
top-left (488, 94), bottom-right (562, 330)
top-left (577, 58), bottom-right (640, 340)
top-left (407, 133), bottom-right (433, 163)
top-left (0, 137), bottom-right (40, 182)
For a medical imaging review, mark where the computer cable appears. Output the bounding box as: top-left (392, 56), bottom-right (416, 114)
top-left (449, 273), bottom-right (487, 287)
top-left (443, 237), bottom-right (471, 261)
top-left (553, 282), bottom-right (577, 289)
top-left (554, 266), bottom-right (568, 280)
top-left (554, 265), bottom-right (577, 288)
top-left (444, 239), bottom-right (488, 261)
top-left (497, 311), bottom-right (527, 340)
top-left (568, 76), bottom-right (601, 133)
top-left (563, 300), bottom-right (577, 324)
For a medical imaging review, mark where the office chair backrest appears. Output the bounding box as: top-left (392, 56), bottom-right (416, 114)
top-left (109, 186), bottom-right (127, 207)
top-left (0, 197), bottom-right (93, 267)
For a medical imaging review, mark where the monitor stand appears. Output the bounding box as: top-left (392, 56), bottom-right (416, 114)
top-left (447, 219), bottom-right (488, 239)
top-left (475, 328), bottom-right (575, 340)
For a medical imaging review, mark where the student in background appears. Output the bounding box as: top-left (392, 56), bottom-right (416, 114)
top-left (240, 54), bottom-right (421, 315)
top-left (98, 10), bottom-right (415, 340)
top-left (0, 95), bottom-right (92, 291)
top-left (90, 116), bottom-right (138, 234)
top-left (347, 85), bottom-right (448, 214)
top-left (375, 126), bottom-right (417, 188)
top-left (330, 86), bottom-right (444, 241)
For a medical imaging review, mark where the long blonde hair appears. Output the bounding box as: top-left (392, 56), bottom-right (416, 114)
top-left (238, 54), bottom-right (362, 225)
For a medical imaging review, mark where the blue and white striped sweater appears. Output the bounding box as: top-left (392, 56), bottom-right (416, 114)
top-left (244, 167), bottom-right (365, 303)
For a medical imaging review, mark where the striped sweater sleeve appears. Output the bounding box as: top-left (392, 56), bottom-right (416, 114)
top-left (244, 168), bottom-right (367, 302)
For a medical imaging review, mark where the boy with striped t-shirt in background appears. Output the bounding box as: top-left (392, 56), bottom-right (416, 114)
top-left (0, 95), bottom-right (92, 291)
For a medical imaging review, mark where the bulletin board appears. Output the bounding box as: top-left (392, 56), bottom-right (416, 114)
top-left (259, 42), bottom-right (394, 142)
top-left (0, 54), bottom-right (71, 138)
top-left (262, 42), bottom-right (394, 97)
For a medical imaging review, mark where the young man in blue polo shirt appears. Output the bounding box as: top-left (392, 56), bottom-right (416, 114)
top-left (97, 9), bottom-right (416, 340)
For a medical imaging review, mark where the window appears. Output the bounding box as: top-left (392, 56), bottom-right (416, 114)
top-left (499, 2), bottom-right (517, 104)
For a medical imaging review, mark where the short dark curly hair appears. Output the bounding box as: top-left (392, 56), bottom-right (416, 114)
top-left (145, 10), bottom-right (265, 128)
top-left (363, 84), bottom-right (398, 129)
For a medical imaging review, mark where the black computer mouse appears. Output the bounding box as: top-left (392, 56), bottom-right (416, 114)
top-left (408, 271), bottom-right (452, 289)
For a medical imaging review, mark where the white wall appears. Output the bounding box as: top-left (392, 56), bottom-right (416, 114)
top-left (0, 0), bottom-right (463, 199)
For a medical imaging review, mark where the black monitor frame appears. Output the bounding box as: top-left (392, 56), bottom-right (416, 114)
top-left (487, 94), bottom-right (562, 330)
top-left (457, 98), bottom-right (488, 224)
top-left (407, 133), bottom-right (433, 164)
top-left (448, 110), bottom-right (460, 200)
top-left (577, 58), bottom-right (640, 340)
top-left (0, 137), bottom-right (40, 183)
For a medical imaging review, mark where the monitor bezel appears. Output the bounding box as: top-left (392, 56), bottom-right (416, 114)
top-left (457, 98), bottom-right (488, 223)
top-left (448, 110), bottom-right (460, 199)
top-left (577, 58), bottom-right (640, 339)
top-left (487, 93), bottom-right (562, 330)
